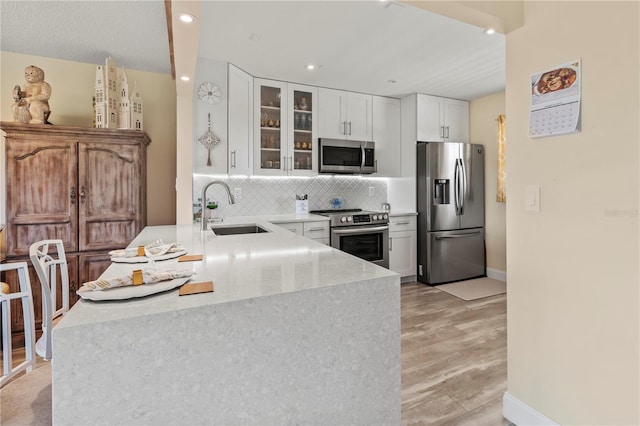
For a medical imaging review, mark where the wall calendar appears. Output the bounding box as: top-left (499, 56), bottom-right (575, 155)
top-left (529, 60), bottom-right (581, 138)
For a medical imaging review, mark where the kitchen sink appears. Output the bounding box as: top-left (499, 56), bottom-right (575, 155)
top-left (210, 224), bottom-right (270, 236)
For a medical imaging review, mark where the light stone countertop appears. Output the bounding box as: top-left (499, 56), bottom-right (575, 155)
top-left (58, 219), bottom-right (397, 330)
top-left (53, 217), bottom-right (401, 424)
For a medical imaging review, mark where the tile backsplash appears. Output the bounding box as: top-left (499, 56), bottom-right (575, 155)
top-left (193, 175), bottom-right (388, 219)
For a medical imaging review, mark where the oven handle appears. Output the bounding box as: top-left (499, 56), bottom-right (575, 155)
top-left (332, 225), bottom-right (389, 235)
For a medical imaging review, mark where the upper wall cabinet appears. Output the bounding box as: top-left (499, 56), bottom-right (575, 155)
top-left (318, 88), bottom-right (372, 141)
top-left (253, 79), bottom-right (317, 176)
top-left (372, 96), bottom-right (401, 177)
top-left (416, 94), bottom-right (469, 143)
top-left (227, 63), bottom-right (254, 175)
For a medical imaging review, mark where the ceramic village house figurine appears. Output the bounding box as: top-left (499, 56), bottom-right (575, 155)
top-left (12, 65), bottom-right (52, 124)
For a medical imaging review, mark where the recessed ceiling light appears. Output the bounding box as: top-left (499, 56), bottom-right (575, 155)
top-left (180, 76), bottom-right (190, 82)
top-left (484, 28), bottom-right (496, 35)
top-left (306, 64), bottom-right (315, 70)
top-left (179, 13), bottom-right (196, 24)
top-left (388, 79), bottom-right (397, 84)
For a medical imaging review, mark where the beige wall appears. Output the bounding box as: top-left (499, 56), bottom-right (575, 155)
top-left (505, 2), bottom-right (639, 424)
top-left (0, 52), bottom-right (177, 226)
top-left (470, 91), bottom-right (506, 273)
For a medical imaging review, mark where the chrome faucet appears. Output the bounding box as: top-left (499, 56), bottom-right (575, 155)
top-left (201, 181), bottom-right (236, 230)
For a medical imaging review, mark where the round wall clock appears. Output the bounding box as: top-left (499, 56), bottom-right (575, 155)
top-left (198, 82), bottom-right (222, 105)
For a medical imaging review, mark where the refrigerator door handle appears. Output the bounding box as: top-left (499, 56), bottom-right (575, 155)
top-left (460, 158), bottom-right (467, 215)
top-left (454, 159), bottom-right (461, 215)
top-left (435, 231), bottom-right (482, 240)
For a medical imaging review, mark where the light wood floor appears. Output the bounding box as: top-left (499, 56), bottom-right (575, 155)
top-left (402, 281), bottom-right (510, 425)
top-left (3, 282), bottom-right (510, 425)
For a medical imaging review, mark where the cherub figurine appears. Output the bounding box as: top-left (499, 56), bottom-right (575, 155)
top-left (12, 65), bottom-right (52, 124)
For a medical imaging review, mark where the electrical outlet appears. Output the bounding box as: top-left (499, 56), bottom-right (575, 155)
top-left (234, 187), bottom-right (242, 200)
top-left (369, 186), bottom-right (375, 197)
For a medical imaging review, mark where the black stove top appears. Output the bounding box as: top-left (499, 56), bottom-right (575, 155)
top-left (310, 209), bottom-right (363, 215)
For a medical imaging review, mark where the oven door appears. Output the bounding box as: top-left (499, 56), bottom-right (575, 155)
top-left (331, 225), bottom-right (389, 268)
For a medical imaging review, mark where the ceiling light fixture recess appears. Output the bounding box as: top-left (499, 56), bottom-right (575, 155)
top-left (306, 64), bottom-right (315, 70)
top-left (179, 13), bottom-right (197, 24)
top-left (388, 79), bottom-right (397, 83)
top-left (484, 28), bottom-right (496, 35)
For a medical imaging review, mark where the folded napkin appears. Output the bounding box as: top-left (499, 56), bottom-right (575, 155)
top-left (109, 239), bottom-right (185, 259)
top-left (82, 268), bottom-right (195, 292)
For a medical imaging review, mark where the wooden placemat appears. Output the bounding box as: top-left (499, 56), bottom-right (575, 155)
top-left (178, 254), bottom-right (203, 262)
top-left (179, 281), bottom-right (213, 296)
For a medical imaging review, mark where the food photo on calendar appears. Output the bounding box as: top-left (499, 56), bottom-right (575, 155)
top-left (529, 60), bottom-right (581, 138)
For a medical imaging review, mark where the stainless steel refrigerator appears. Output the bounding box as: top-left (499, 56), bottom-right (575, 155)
top-left (417, 142), bottom-right (486, 285)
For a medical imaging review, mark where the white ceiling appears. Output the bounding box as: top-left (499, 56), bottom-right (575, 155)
top-left (1, 1), bottom-right (505, 101)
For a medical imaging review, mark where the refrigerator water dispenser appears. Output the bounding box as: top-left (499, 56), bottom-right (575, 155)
top-left (433, 179), bottom-right (450, 204)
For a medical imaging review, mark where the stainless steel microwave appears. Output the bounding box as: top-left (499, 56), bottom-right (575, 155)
top-left (318, 138), bottom-right (376, 174)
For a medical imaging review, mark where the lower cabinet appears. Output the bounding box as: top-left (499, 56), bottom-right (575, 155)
top-left (1, 251), bottom-right (111, 347)
top-left (389, 215), bottom-right (417, 278)
top-left (275, 220), bottom-right (329, 245)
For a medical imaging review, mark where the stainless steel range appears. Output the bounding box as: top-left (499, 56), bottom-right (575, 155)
top-left (311, 209), bottom-right (389, 268)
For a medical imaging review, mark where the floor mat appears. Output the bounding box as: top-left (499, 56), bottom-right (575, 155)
top-left (435, 277), bottom-right (506, 301)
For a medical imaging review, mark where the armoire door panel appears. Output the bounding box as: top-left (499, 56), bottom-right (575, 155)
top-left (78, 143), bottom-right (142, 251)
top-left (5, 139), bottom-right (78, 255)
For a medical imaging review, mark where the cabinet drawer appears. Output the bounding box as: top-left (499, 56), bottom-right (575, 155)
top-left (276, 222), bottom-right (303, 235)
top-left (303, 221), bottom-right (330, 239)
top-left (389, 215), bottom-right (416, 232)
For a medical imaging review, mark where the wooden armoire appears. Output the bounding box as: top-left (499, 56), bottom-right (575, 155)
top-left (1, 122), bottom-right (150, 346)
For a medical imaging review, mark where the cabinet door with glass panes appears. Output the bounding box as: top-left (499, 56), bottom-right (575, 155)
top-left (254, 79), bottom-right (288, 175)
top-left (287, 83), bottom-right (317, 175)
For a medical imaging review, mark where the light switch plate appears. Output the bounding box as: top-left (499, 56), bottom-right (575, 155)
top-left (234, 187), bottom-right (242, 200)
top-left (524, 185), bottom-right (540, 212)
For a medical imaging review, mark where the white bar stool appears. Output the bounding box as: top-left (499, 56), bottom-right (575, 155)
top-left (29, 239), bottom-right (70, 361)
top-left (1, 262), bottom-right (37, 388)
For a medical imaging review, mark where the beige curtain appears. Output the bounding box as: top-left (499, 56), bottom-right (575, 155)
top-left (496, 115), bottom-right (506, 203)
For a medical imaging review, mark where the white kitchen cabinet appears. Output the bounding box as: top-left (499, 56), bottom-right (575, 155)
top-left (275, 220), bottom-right (330, 245)
top-left (416, 94), bottom-right (469, 143)
top-left (254, 79), bottom-right (317, 176)
top-left (227, 63), bottom-right (253, 175)
top-left (303, 221), bottom-right (330, 245)
top-left (276, 221), bottom-right (303, 235)
top-left (389, 215), bottom-right (417, 278)
top-left (372, 96), bottom-right (401, 177)
top-left (318, 88), bottom-right (372, 141)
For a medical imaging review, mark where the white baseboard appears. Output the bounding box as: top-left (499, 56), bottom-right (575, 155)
top-left (503, 392), bottom-right (558, 425)
top-left (487, 267), bottom-right (506, 282)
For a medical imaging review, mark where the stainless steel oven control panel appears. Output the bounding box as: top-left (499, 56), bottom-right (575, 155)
top-left (331, 212), bottom-right (388, 227)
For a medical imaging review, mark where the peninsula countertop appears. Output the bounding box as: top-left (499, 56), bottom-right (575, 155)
top-left (58, 219), bottom-right (398, 330)
top-left (53, 219), bottom-right (401, 424)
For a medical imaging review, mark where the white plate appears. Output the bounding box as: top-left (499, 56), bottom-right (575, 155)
top-left (111, 249), bottom-right (188, 263)
top-left (77, 277), bottom-right (191, 301)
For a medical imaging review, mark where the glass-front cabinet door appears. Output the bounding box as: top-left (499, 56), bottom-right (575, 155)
top-left (254, 79), bottom-right (317, 176)
top-left (288, 83), bottom-right (317, 175)
top-left (254, 79), bottom-right (287, 175)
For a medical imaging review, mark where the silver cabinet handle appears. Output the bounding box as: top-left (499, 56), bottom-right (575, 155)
top-left (445, 126), bottom-right (450, 139)
top-left (230, 150), bottom-right (236, 168)
top-left (289, 156), bottom-right (293, 171)
top-left (342, 121), bottom-right (347, 135)
top-left (70, 186), bottom-right (76, 204)
top-left (283, 156), bottom-right (287, 171)
top-left (308, 227), bottom-right (326, 232)
top-left (389, 236), bottom-right (393, 251)
top-left (332, 225), bottom-right (389, 235)
top-left (394, 221), bottom-right (410, 226)
top-left (348, 121), bottom-right (352, 135)
top-left (435, 231), bottom-right (481, 240)
top-left (441, 126), bottom-right (445, 139)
